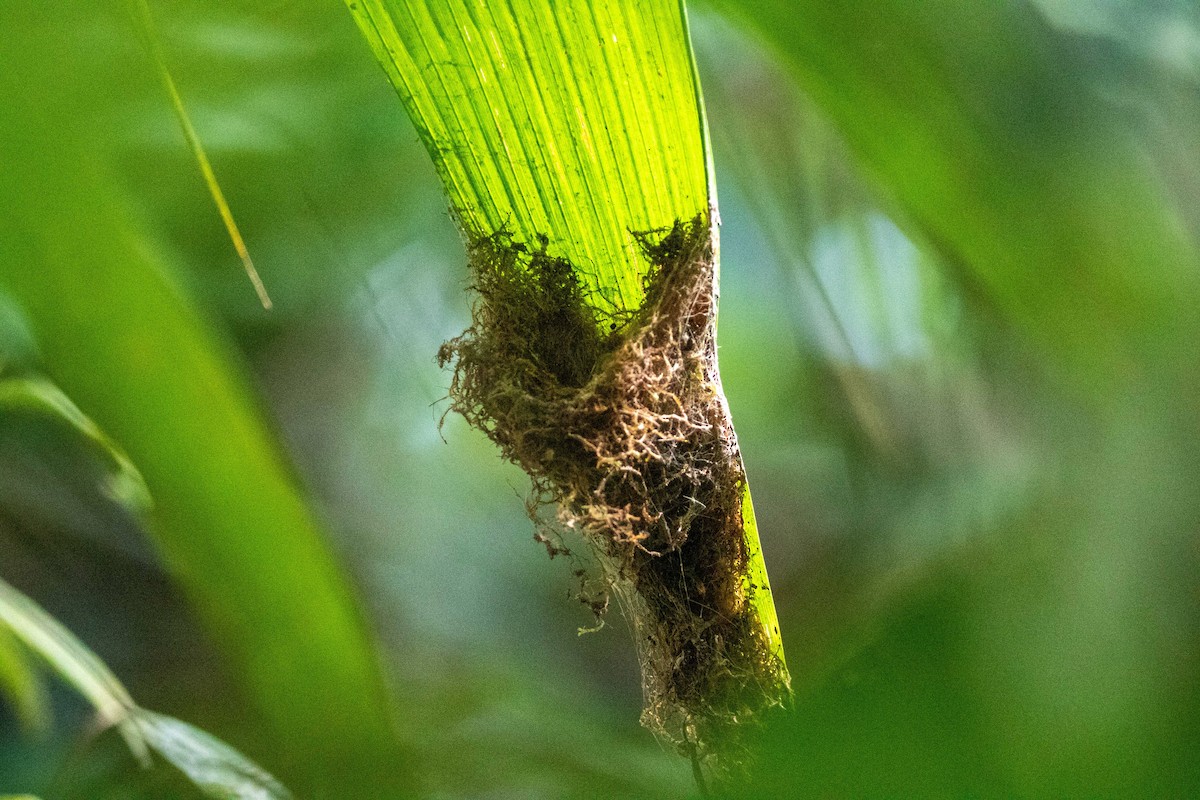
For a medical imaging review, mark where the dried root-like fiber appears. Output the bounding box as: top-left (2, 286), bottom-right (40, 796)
top-left (438, 214), bottom-right (789, 781)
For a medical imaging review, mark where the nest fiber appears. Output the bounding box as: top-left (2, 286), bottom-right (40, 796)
top-left (438, 215), bottom-right (788, 774)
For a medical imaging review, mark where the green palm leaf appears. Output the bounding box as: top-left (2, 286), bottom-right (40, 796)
top-left (348, 0), bottom-right (710, 315)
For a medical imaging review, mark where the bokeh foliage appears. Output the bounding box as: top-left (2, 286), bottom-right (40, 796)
top-left (1, 1), bottom-right (406, 795)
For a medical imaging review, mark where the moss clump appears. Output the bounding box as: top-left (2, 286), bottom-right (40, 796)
top-left (438, 215), bottom-right (789, 780)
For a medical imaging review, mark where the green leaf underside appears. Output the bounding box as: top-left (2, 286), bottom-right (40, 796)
top-left (347, 0), bottom-right (710, 318)
top-left (0, 376), bottom-right (152, 512)
top-left (0, 578), bottom-right (291, 800)
top-left (0, 578), bottom-right (147, 764)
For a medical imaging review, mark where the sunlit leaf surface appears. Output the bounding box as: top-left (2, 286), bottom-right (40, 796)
top-left (347, 0), bottom-right (711, 315)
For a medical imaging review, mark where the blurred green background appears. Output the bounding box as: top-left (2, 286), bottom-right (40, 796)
top-left (2, 0), bottom-right (1200, 797)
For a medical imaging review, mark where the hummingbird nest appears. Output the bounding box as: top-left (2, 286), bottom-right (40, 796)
top-left (437, 214), bottom-right (789, 780)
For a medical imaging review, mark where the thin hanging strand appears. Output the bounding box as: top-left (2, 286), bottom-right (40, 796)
top-left (130, 0), bottom-right (273, 310)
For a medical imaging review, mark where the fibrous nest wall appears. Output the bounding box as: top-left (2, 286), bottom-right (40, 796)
top-left (438, 214), bottom-right (789, 778)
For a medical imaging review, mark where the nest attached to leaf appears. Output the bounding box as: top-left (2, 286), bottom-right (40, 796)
top-left (438, 215), bottom-right (788, 778)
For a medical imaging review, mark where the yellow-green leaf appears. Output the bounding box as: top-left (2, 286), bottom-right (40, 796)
top-left (348, 0), bottom-right (712, 317)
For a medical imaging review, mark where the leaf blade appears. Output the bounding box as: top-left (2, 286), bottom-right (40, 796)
top-left (0, 578), bottom-right (147, 764)
top-left (0, 578), bottom-right (292, 800)
top-left (348, 0), bottom-right (711, 315)
top-left (0, 376), bottom-right (153, 513)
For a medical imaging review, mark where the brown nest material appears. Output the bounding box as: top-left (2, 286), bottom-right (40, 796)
top-left (438, 214), bottom-right (789, 781)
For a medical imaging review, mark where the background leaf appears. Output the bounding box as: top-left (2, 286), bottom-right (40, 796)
top-left (0, 2), bottom-right (409, 794)
top-left (706, 0), bottom-right (1200, 391)
top-left (133, 711), bottom-right (292, 800)
top-left (697, 2), bottom-right (1200, 795)
top-left (0, 626), bottom-right (49, 736)
top-left (0, 577), bottom-right (291, 800)
top-left (0, 378), bottom-right (151, 515)
top-left (0, 577), bottom-right (148, 766)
